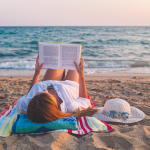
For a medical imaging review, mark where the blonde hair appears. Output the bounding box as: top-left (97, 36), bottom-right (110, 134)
top-left (27, 93), bottom-right (98, 123)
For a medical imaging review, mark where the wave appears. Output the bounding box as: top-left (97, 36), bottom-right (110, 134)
top-left (0, 52), bottom-right (16, 57)
top-left (92, 38), bottom-right (131, 45)
top-left (71, 41), bottom-right (87, 45)
top-left (0, 49), bottom-right (34, 58)
top-left (22, 41), bottom-right (38, 45)
top-left (84, 67), bottom-right (150, 74)
top-left (0, 30), bottom-right (4, 34)
top-left (9, 32), bottom-right (17, 34)
top-left (140, 41), bottom-right (150, 45)
top-left (84, 60), bottom-right (150, 68)
top-left (0, 60), bottom-right (150, 70)
top-left (0, 61), bottom-right (35, 70)
top-left (97, 39), bottom-right (103, 43)
top-left (106, 39), bottom-right (131, 44)
top-left (84, 45), bottom-right (99, 49)
top-left (0, 31), bottom-right (16, 35)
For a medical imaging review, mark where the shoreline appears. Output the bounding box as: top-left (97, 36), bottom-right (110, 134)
top-left (0, 68), bottom-right (150, 77)
top-left (0, 73), bottom-right (150, 81)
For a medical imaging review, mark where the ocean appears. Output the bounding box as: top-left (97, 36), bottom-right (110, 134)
top-left (0, 26), bottom-right (150, 76)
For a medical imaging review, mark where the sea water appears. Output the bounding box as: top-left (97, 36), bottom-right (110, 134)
top-left (0, 26), bottom-right (150, 76)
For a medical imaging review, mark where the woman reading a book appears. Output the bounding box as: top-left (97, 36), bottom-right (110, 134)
top-left (16, 56), bottom-right (98, 123)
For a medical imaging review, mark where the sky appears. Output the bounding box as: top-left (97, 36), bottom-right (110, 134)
top-left (0, 0), bottom-right (150, 26)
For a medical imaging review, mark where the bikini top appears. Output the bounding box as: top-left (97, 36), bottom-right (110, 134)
top-left (47, 84), bottom-right (54, 89)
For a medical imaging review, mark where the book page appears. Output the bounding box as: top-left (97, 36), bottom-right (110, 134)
top-left (38, 43), bottom-right (60, 69)
top-left (60, 44), bottom-right (81, 70)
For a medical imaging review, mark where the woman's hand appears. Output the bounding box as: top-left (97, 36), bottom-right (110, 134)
top-left (73, 57), bottom-right (84, 76)
top-left (74, 57), bottom-right (87, 98)
top-left (35, 56), bottom-right (44, 77)
top-left (28, 56), bottom-right (44, 92)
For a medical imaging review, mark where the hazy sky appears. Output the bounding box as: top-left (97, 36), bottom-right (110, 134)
top-left (0, 0), bottom-right (150, 26)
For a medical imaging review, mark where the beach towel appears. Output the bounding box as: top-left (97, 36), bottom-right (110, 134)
top-left (0, 101), bottom-right (18, 137)
top-left (12, 114), bottom-right (78, 134)
top-left (88, 95), bottom-right (95, 108)
top-left (0, 100), bottom-right (113, 137)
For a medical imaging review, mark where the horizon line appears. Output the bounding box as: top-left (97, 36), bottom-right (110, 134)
top-left (0, 25), bottom-right (150, 27)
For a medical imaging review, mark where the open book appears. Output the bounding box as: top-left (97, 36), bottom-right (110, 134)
top-left (38, 42), bottom-right (82, 70)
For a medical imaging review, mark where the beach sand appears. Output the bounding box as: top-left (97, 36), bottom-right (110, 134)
top-left (0, 75), bottom-right (150, 150)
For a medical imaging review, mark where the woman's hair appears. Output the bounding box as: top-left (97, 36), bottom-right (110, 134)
top-left (27, 93), bottom-right (98, 123)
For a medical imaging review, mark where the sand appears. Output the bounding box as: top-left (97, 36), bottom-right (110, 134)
top-left (0, 75), bottom-right (150, 150)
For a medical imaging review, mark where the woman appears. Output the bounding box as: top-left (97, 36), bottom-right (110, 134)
top-left (16, 56), bottom-right (98, 123)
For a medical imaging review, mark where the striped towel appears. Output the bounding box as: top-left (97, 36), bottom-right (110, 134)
top-left (0, 101), bottom-right (18, 137)
top-left (0, 101), bottom-right (113, 137)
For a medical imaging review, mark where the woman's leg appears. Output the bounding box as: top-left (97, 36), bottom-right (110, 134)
top-left (64, 70), bottom-right (79, 83)
top-left (42, 69), bottom-right (65, 81)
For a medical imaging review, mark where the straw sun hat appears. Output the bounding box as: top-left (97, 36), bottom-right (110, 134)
top-left (93, 98), bottom-right (145, 123)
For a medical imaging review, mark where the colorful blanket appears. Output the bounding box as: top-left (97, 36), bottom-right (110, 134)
top-left (0, 100), bottom-right (113, 137)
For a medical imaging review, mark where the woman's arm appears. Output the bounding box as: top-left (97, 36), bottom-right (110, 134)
top-left (74, 58), bottom-right (88, 99)
top-left (28, 56), bottom-right (44, 92)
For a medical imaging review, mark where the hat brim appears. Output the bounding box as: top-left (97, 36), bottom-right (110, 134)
top-left (93, 106), bottom-right (145, 123)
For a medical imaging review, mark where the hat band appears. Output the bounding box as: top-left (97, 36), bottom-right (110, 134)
top-left (103, 110), bottom-right (130, 120)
